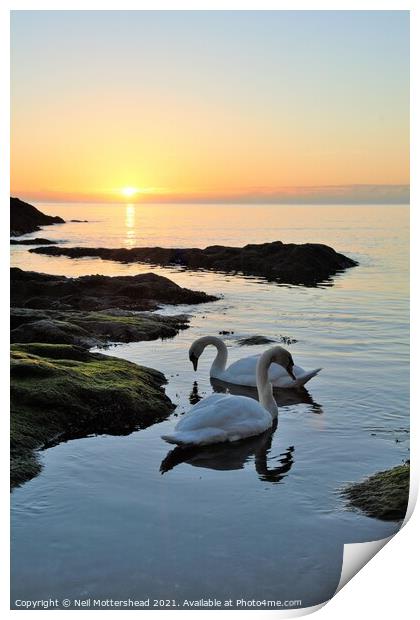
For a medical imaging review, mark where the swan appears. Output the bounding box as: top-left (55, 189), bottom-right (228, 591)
top-left (161, 345), bottom-right (295, 446)
top-left (188, 336), bottom-right (321, 388)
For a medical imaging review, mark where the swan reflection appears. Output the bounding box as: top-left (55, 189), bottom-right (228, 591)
top-left (160, 420), bottom-right (294, 484)
top-left (189, 381), bottom-right (202, 405)
top-left (161, 379), bottom-right (323, 481)
top-left (160, 378), bottom-right (323, 483)
top-left (210, 377), bottom-right (323, 413)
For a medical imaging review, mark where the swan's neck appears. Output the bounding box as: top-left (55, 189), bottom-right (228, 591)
top-left (256, 352), bottom-right (279, 419)
top-left (200, 336), bottom-right (228, 376)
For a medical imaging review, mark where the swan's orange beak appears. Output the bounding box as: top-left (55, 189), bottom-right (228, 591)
top-left (189, 352), bottom-right (199, 371)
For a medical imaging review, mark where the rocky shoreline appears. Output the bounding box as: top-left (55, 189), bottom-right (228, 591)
top-left (30, 239), bottom-right (358, 285)
top-left (10, 267), bottom-right (217, 488)
top-left (10, 197), bottom-right (64, 236)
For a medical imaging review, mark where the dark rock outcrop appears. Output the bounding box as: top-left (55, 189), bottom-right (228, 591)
top-left (10, 197), bottom-right (64, 236)
top-left (11, 268), bottom-right (218, 311)
top-left (30, 240), bottom-right (358, 285)
top-left (10, 237), bottom-right (55, 245)
top-left (11, 307), bottom-right (189, 348)
top-left (11, 343), bottom-right (175, 487)
top-left (237, 335), bottom-right (298, 346)
top-left (237, 336), bottom-right (277, 346)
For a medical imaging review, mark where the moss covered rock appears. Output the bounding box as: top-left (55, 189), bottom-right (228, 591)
top-left (342, 463), bottom-right (409, 521)
top-left (11, 343), bottom-right (174, 488)
top-left (11, 307), bottom-right (189, 348)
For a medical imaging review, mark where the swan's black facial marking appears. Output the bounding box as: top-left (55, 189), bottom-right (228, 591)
top-left (189, 352), bottom-right (199, 371)
top-left (286, 356), bottom-right (296, 381)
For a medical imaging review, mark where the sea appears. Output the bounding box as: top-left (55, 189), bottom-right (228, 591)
top-left (10, 203), bottom-right (409, 608)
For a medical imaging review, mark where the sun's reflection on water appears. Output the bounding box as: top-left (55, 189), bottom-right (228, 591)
top-left (125, 203), bottom-right (137, 248)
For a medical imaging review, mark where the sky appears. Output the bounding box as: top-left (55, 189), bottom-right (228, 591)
top-left (10, 10), bottom-right (409, 204)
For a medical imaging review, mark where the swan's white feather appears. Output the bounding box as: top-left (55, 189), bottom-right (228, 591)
top-left (215, 355), bottom-right (321, 388)
top-left (161, 393), bottom-right (272, 446)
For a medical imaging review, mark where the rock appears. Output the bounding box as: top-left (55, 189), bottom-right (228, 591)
top-left (10, 238), bottom-right (56, 245)
top-left (11, 307), bottom-right (190, 348)
top-left (10, 197), bottom-right (64, 236)
top-left (10, 343), bottom-right (175, 488)
top-left (30, 240), bottom-right (358, 285)
top-left (11, 268), bottom-right (218, 311)
top-left (342, 463), bottom-right (409, 521)
top-left (237, 335), bottom-right (297, 346)
top-left (237, 335), bottom-right (277, 346)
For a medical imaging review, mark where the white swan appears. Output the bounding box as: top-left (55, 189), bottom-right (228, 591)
top-left (161, 346), bottom-right (294, 446)
top-left (188, 336), bottom-right (321, 388)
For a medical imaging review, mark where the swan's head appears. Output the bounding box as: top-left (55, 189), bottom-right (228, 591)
top-left (189, 336), bottom-right (227, 373)
top-left (189, 339), bottom-right (206, 371)
top-left (267, 346), bottom-right (296, 381)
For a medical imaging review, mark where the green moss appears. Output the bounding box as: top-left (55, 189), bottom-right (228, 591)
top-left (79, 312), bottom-right (152, 325)
top-left (11, 308), bottom-right (189, 347)
top-left (11, 343), bottom-right (174, 488)
top-left (342, 463), bottom-right (410, 521)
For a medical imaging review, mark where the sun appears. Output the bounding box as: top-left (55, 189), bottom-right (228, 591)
top-left (121, 186), bottom-right (138, 198)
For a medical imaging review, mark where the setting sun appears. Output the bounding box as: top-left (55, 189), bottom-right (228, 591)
top-left (121, 187), bottom-right (138, 198)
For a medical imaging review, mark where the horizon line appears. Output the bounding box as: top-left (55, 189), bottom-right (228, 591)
top-left (21, 199), bottom-right (410, 207)
top-left (11, 183), bottom-right (410, 206)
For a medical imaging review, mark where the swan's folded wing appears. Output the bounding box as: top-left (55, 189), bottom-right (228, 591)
top-left (182, 392), bottom-right (227, 416)
top-left (175, 394), bottom-right (271, 435)
top-left (224, 355), bottom-right (296, 386)
top-left (223, 355), bottom-right (260, 385)
top-left (162, 427), bottom-right (229, 446)
top-left (224, 354), bottom-right (321, 389)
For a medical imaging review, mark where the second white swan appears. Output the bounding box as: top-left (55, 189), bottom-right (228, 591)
top-left (161, 345), bottom-right (294, 446)
top-left (189, 336), bottom-right (321, 388)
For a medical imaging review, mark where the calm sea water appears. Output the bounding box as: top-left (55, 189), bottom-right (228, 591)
top-left (11, 204), bottom-right (409, 608)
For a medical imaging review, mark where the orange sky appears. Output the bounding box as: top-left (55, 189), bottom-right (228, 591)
top-left (11, 11), bottom-right (409, 204)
